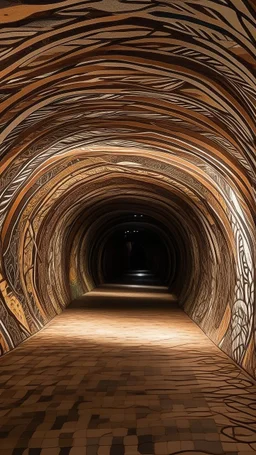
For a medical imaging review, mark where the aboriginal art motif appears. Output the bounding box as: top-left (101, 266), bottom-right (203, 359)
top-left (0, 1), bottom-right (255, 378)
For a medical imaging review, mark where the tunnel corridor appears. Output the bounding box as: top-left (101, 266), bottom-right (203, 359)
top-left (95, 217), bottom-right (173, 286)
top-left (0, 0), bottom-right (256, 454)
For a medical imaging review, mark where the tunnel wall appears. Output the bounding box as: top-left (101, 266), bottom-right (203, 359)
top-left (183, 190), bottom-right (255, 375)
top-left (0, 1), bottom-right (255, 378)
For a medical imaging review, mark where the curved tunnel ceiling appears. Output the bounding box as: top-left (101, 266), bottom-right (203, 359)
top-left (0, 1), bottom-right (255, 378)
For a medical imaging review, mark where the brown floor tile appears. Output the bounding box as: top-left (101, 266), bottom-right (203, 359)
top-left (0, 292), bottom-right (256, 455)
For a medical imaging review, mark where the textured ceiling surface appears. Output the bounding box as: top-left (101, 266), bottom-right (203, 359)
top-left (0, 1), bottom-right (255, 377)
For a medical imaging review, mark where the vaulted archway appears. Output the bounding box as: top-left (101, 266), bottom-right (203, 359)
top-left (0, 1), bottom-right (255, 381)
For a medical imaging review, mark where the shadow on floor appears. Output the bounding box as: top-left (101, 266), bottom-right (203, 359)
top-left (69, 284), bottom-right (178, 310)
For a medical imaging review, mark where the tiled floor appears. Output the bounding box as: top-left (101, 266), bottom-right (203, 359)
top-left (0, 286), bottom-right (256, 455)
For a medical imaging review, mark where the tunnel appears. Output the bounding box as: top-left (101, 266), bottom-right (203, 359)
top-left (99, 220), bottom-right (172, 286)
top-left (0, 1), bottom-right (255, 453)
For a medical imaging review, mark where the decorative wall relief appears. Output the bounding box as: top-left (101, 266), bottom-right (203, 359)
top-left (0, 1), bottom-right (255, 378)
